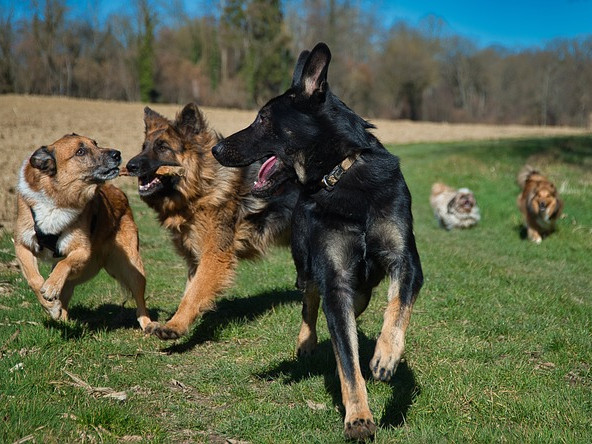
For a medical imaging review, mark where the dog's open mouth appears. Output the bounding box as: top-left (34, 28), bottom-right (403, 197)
top-left (92, 167), bottom-right (121, 182)
top-left (252, 156), bottom-right (292, 197)
top-left (138, 174), bottom-right (164, 196)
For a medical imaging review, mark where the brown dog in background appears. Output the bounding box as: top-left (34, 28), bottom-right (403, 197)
top-left (124, 103), bottom-right (297, 340)
top-left (517, 165), bottom-right (563, 243)
top-left (14, 134), bottom-right (151, 329)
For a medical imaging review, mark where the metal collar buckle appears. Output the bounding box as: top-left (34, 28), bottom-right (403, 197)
top-left (321, 152), bottom-right (360, 191)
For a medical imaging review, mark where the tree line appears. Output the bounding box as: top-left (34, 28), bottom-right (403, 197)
top-left (1, 0), bottom-right (591, 127)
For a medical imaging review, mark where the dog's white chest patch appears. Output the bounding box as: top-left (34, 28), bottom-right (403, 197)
top-left (18, 161), bottom-right (82, 234)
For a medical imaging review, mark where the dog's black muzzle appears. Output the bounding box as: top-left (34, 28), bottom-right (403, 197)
top-left (125, 155), bottom-right (157, 177)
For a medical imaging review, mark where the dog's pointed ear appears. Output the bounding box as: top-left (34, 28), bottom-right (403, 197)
top-left (175, 102), bottom-right (206, 137)
top-left (144, 107), bottom-right (167, 132)
top-left (298, 42), bottom-right (331, 98)
top-left (291, 50), bottom-right (310, 87)
top-left (29, 146), bottom-right (56, 176)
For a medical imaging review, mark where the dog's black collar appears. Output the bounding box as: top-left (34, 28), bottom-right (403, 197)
top-left (320, 152), bottom-right (361, 191)
top-left (30, 208), bottom-right (63, 258)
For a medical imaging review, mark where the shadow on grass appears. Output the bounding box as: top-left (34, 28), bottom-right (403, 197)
top-left (48, 289), bottom-right (301, 343)
top-left (47, 304), bottom-right (161, 339)
top-left (516, 223), bottom-right (528, 240)
top-left (162, 289), bottom-right (301, 354)
top-left (255, 330), bottom-right (420, 429)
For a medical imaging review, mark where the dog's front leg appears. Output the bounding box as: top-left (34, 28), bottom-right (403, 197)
top-left (41, 247), bottom-right (90, 304)
top-left (147, 245), bottom-right (237, 340)
top-left (324, 289), bottom-right (376, 441)
top-left (296, 282), bottom-right (320, 357)
top-left (527, 226), bottom-right (543, 244)
top-left (15, 243), bottom-right (62, 319)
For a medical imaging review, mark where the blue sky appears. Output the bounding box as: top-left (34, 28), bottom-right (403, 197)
top-left (377, 0), bottom-right (592, 48)
top-left (2, 0), bottom-right (591, 49)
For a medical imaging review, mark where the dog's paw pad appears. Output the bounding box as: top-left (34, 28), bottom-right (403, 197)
top-left (344, 417), bottom-right (376, 441)
top-left (148, 324), bottom-right (184, 340)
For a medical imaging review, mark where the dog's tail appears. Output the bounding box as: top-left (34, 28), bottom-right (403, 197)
top-left (517, 165), bottom-right (539, 189)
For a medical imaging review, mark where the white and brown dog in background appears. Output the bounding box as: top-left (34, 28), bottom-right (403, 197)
top-left (14, 134), bottom-right (151, 329)
top-left (517, 165), bottom-right (563, 243)
top-left (430, 182), bottom-right (481, 230)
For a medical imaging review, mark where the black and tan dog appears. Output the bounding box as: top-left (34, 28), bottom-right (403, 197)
top-left (517, 165), bottom-right (563, 243)
top-left (14, 134), bottom-right (151, 330)
top-left (124, 103), bottom-right (297, 340)
top-left (213, 43), bottom-right (423, 441)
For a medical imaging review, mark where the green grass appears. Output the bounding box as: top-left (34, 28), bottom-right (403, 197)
top-left (1, 136), bottom-right (591, 443)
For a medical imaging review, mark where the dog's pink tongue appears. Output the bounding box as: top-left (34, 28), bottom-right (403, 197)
top-left (258, 156), bottom-right (277, 182)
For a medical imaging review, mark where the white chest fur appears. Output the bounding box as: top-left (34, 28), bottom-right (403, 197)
top-left (18, 160), bottom-right (82, 235)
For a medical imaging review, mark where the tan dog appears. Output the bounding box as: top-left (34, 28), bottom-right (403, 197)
top-left (124, 104), bottom-right (297, 340)
top-left (430, 182), bottom-right (481, 230)
top-left (14, 134), bottom-right (151, 329)
top-left (517, 165), bottom-right (563, 243)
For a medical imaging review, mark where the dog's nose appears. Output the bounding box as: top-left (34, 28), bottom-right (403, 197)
top-left (539, 201), bottom-right (546, 210)
top-left (126, 158), bottom-right (139, 174)
top-left (109, 150), bottom-right (121, 162)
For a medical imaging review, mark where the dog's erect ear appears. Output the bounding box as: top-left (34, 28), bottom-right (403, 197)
top-left (291, 50), bottom-right (310, 87)
top-left (144, 107), bottom-right (167, 132)
top-left (298, 42), bottom-right (331, 98)
top-left (175, 103), bottom-right (206, 137)
top-left (29, 146), bottom-right (56, 176)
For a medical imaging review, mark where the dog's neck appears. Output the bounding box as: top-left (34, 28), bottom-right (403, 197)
top-left (320, 152), bottom-right (361, 191)
top-left (18, 161), bottom-right (83, 235)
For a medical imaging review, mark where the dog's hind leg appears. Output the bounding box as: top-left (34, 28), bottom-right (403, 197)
top-left (105, 224), bottom-right (151, 331)
top-left (57, 281), bottom-right (74, 321)
top-left (296, 282), bottom-right (320, 357)
top-left (370, 258), bottom-right (422, 382)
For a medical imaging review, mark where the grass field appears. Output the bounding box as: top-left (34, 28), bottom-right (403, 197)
top-left (1, 136), bottom-right (591, 443)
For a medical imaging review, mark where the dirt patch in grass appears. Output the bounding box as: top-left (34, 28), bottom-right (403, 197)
top-left (1, 94), bottom-right (588, 229)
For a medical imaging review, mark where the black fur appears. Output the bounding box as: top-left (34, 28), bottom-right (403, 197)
top-left (213, 42), bottom-right (423, 441)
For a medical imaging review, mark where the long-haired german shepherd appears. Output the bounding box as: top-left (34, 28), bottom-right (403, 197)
top-left (213, 43), bottom-right (423, 441)
top-left (125, 103), bottom-right (298, 340)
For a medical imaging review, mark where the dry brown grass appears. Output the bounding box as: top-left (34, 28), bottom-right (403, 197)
top-left (0, 94), bottom-right (588, 229)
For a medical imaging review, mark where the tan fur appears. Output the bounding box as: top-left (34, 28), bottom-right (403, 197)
top-left (430, 182), bottom-right (480, 230)
top-left (517, 165), bottom-right (563, 243)
top-left (14, 134), bottom-right (151, 329)
top-left (130, 104), bottom-right (294, 339)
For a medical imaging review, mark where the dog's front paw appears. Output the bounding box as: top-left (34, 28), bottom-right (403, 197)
top-left (296, 332), bottom-right (317, 358)
top-left (370, 353), bottom-right (400, 382)
top-left (370, 342), bottom-right (403, 382)
top-left (45, 301), bottom-right (63, 321)
top-left (145, 322), bottom-right (185, 340)
top-left (344, 417), bottom-right (376, 441)
top-left (41, 279), bottom-right (63, 302)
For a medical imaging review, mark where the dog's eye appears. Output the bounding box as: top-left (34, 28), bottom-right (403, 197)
top-left (157, 144), bottom-right (170, 153)
top-left (76, 147), bottom-right (86, 156)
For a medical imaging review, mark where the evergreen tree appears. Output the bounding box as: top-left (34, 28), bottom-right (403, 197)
top-left (243, 0), bottom-right (292, 106)
top-left (138, 0), bottom-right (157, 102)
